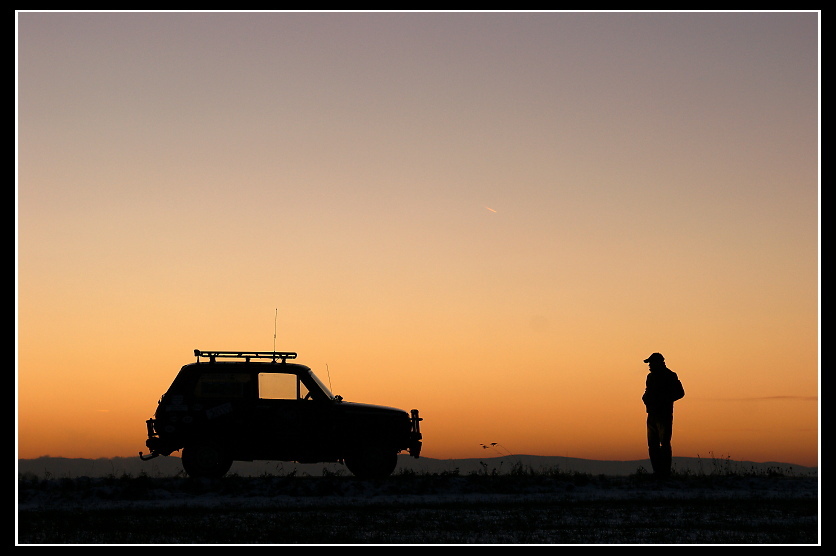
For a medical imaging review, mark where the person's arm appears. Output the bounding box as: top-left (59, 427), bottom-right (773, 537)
top-left (671, 374), bottom-right (685, 401)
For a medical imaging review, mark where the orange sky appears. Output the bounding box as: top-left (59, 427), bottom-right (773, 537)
top-left (16, 11), bottom-right (820, 468)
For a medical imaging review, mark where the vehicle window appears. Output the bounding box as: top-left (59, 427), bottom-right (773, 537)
top-left (194, 373), bottom-right (251, 398)
top-left (258, 372), bottom-right (309, 400)
top-left (307, 370), bottom-right (334, 399)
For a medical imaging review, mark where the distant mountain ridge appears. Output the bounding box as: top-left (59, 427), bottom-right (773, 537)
top-left (17, 454), bottom-right (817, 479)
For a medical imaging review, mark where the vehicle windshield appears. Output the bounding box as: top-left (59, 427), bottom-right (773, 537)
top-left (307, 369), bottom-right (335, 399)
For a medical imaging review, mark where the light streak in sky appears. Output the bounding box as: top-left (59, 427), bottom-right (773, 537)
top-left (485, 206), bottom-right (497, 213)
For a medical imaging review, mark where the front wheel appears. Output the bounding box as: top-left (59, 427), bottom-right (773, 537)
top-left (344, 446), bottom-right (398, 479)
top-left (182, 442), bottom-right (233, 479)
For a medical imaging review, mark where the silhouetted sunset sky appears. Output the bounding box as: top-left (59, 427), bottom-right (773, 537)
top-left (16, 11), bottom-right (819, 467)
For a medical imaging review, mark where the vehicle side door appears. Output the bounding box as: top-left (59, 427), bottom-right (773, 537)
top-left (249, 371), bottom-right (333, 460)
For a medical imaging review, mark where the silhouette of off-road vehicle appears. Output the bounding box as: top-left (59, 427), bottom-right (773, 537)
top-left (140, 350), bottom-right (422, 479)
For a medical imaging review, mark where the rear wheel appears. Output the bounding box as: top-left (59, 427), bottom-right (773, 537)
top-left (344, 446), bottom-right (398, 479)
top-left (182, 442), bottom-right (233, 479)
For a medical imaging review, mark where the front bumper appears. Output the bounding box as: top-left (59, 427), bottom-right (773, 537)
top-left (409, 409), bottom-right (423, 458)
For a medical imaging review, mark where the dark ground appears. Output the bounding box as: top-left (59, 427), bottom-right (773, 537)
top-left (17, 472), bottom-right (819, 544)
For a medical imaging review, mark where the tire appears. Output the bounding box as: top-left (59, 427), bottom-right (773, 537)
top-left (344, 446), bottom-right (398, 479)
top-left (181, 442), bottom-right (233, 479)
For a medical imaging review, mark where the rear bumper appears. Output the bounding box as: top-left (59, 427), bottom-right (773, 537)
top-left (140, 418), bottom-right (180, 460)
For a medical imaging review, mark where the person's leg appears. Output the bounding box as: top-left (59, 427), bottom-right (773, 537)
top-left (657, 414), bottom-right (674, 476)
top-left (647, 415), bottom-right (662, 474)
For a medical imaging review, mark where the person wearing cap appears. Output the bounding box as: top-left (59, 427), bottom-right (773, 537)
top-left (641, 352), bottom-right (685, 477)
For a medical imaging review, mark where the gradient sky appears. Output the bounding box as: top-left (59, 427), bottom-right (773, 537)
top-left (16, 11), bottom-right (820, 468)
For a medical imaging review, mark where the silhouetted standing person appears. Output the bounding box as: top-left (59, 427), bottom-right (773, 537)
top-left (641, 352), bottom-right (685, 477)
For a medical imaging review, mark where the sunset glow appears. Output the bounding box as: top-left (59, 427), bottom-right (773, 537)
top-left (16, 11), bottom-right (819, 469)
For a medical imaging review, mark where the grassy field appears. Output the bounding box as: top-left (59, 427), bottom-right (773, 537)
top-left (17, 466), bottom-right (819, 544)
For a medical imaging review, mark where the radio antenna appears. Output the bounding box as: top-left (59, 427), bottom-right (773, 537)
top-left (326, 363), bottom-right (333, 392)
top-left (273, 308), bottom-right (278, 352)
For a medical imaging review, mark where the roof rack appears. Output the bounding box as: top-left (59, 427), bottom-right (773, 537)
top-left (194, 349), bottom-right (298, 363)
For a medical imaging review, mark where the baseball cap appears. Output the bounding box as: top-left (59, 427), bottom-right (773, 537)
top-left (643, 353), bottom-right (664, 363)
